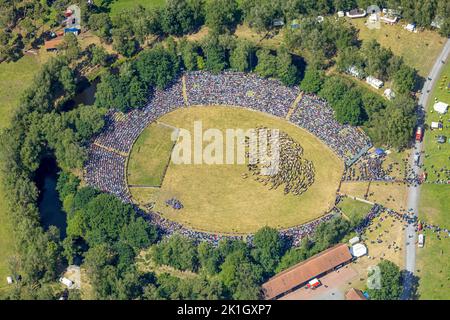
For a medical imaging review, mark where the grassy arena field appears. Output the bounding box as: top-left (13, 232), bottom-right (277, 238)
top-left (128, 122), bottom-right (176, 186)
top-left (128, 106), bottom-right (343, 234)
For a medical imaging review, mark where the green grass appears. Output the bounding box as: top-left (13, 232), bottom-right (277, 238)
top-left (417, 58), bottom-right (450, 299)
top-left (109, 0), bottom-right (165, 17)
top-left (419, 184), bottom-right (450, 230)
top-left (422, 59), bottom-right (450, 183)
top-left (337, 197), bottom-right (373, 222)
top-left (418, 183), bottom-right (449, 299)
top-left (0, 173), bottom-right (14, 295)
top-left (340, 181), bottom-right (409, 213)
top-left (349, 19), bottom-right (446, 77)
top-left (0, 56), bottom-right (40, 130)
top-left (128, 106), bottom-right (343, 234)
top-left (0, 55), bottom-right (40, 294)
top-left (127, 122), bottom-right (176, 186)
top-left (416, 229), bottom-right (450, 300)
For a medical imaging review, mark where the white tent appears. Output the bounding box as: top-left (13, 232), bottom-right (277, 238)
top-left (433, 101), bottom-right (448, 114)
top-left (349, 236), bottom-right (360, 245)
top-left (348, 66), bottom-right (363, 78)
top-left (351, 243), bottom-right (368, 257)
top-left (431, 122), bottom-right (442, 130)
top-left (366, 76), bottom-right (384, 89)
top-left (59, 277), bottom-right (73, 288)
top-left (384, 88), bottom-right (395, 100)
top-left (405, 23), bottom-right (416, 32)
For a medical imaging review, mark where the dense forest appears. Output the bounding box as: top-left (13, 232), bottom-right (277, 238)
top-left (1, 0), bottom-right (449, 63)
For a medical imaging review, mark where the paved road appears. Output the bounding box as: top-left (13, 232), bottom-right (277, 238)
top-left (402, 39), bottom-right (450, 299)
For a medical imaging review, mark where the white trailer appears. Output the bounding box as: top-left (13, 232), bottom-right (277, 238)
top-left (418, 234), bottom-right (425, 248)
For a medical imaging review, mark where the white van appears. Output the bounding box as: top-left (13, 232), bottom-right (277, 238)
top-left (59, 277), bottom-right (73, 288)
top-left (418, 234), bottom-right (424, 248)
top-left (414, 153), bottom-right (420, 165)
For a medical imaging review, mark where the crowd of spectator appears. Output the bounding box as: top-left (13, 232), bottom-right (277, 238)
top-left (93, 79), bottom-right (185, 154)
top-left (277, 211), bottom-right (338, 246)
top-left (185, 71), bottom-right (298, 118)
top-left (165, 198), bottom-right (184, 210)
top-left (84, 145), bottom-right (131, 202)
top-left (354, 204), bottom-right (384, 234)
top-left (290, 94), bottom-right (372, 165)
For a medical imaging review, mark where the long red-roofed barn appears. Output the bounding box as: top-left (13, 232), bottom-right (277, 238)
top-left (261, 244), bottom-right (353, 300)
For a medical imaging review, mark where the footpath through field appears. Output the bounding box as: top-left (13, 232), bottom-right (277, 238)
top-left (285, 91), bottom-right (304, 120)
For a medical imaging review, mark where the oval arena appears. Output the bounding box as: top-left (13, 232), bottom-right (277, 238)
top-left (84, 71), bottom-right (372, 246)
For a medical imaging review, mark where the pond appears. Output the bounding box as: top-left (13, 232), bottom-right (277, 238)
top-left (36, 157), bottom-right (67, 240)
top-left (71, 76), bottom-right (100, 106)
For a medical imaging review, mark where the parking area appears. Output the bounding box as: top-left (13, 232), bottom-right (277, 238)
top-left (279, 264), bottom-right (358, 300)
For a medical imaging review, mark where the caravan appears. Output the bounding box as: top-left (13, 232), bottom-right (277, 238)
top-left (418, 234), bottom-right (425, 248)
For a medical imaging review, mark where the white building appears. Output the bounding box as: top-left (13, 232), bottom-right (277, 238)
top-left (382, 8), bottom-right (401, 17)
top-left (346, 9), bottom-right (367, 19)
top-left (337, 11), bottom-right (345, 18)
top-left (6, 276), bottom-right (13, 285)
top-left (347, 66), bottom-right (363, 79)
top-left (59, 277), bottom-right (74, 288)
top-left (384, 88), bottom-right (395, 100)
top-left (380, 15), bottom-right (398, 24)
top-left (433, 101), bottom-right (448, 114)
top-left (349, 236), bottom-right (360, 245)
top-left (405, 23), bottom-right (416, 32)
top-left (366, 76), bottom-right (384, 89)
top-left (351, 243), bottom-right (368, 258)
top-left (430, 121), bottom-right (443, 130)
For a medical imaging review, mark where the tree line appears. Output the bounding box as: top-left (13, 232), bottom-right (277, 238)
top-left (0, 40), bottom-right (109, 299)
top-left (300, 67), bottom-right (417, 149)
top-left (94, 34), bottom-right (300, 112)
top-left (1, 0), bottom-right (448, 62)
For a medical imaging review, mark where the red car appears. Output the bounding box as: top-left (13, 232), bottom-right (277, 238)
top-left (306, 278), bottom-right (321, 289)
top-left (415, 126), bottom-right (423, 142)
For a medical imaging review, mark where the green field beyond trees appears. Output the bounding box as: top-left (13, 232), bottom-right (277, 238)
top-left (128, 106), bottom-right (343, 234)
top-left (109, 0), bottom-right (165, 16)
top-left (422, 60), bottom-right (450, 182)
top-left (0, 56), bottom-right (40, 294)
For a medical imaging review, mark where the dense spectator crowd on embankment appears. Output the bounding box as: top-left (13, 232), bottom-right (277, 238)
top-left (185, 71), bottom-right (298, 118)
top-left (290, 94), bottom-right (372, 165)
